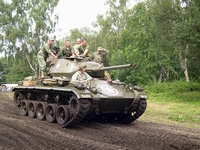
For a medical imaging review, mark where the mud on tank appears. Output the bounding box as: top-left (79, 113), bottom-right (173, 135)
top-left (12, 57), bottom-right (148, 128)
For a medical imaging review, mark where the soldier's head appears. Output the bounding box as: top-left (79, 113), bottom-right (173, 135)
top-left (48, 38), bottom-right (54, 46)
top-left (78, 65), bottom-right (87, 72)
top-left (97, 47), bottom-right (103, 54)
top-left (81, 38), bottom-right (87, 46)
top-left (65, 40), bottom-right (70, 47)
top-left (76, 38), bottom-right (81, 44)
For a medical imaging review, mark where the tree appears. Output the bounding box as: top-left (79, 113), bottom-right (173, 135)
top-left (0, 0), bottom-right (59, 81)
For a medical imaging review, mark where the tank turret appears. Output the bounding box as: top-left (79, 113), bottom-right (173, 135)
top-left (12, 57), bottom-right (147, 128)
top-left (47, 57), bottom-right (132, 79)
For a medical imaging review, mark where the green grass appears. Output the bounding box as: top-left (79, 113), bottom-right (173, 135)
top-left (139, 81), bottom-right (200, 128)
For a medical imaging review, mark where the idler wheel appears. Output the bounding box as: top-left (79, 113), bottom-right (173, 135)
top-left (56, 105), bottom-right (70, 126)
top-left (46, 104), bottom-right (57, 123)
top-left (36, 102), bottom-right (47, 120)
top-left (28, 101), bottom-right (38, 118)
top-left (18, 100), bottom-right (30, 116)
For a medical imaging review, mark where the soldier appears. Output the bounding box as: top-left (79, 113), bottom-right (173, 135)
top-left (71, 65), bottom-right (92, 84)
top-left (73, 38), bottom-right (90, 58)
top-left (90, 47), bottom-right (109, 64)
top-left (91, 47), bottom-right (112, 82)
top-left (57, 39), bottom-right (72, 58)
top-left (37, 38), bottom-right (57, 78)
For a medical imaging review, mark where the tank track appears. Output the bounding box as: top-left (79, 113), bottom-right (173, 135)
top-left (14, 90), bottom-right (91, 128)
top-left (62, 96), bottom-right (91, 128)
top-left (122, 98), bottom-right (147, 124)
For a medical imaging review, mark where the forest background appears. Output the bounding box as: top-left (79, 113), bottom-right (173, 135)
top-left (0, 0), bottom-right (200, 85)
top-left (1, 0), bottom-right (200, 85)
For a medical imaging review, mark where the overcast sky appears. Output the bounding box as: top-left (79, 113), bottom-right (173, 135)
top-left (53, 0), bottom-right (108, 38)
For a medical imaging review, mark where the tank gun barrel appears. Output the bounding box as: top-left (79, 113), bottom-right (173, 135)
top-left (92, 64), bottom-right (132, 71)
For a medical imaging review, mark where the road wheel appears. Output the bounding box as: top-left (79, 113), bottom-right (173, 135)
top-left (56, 105), bottom-right (70, 126)
top-left (36, 102), bottom-right (47, 121)
top-left (18, 100), bottom-right (30, 116)
top-left (46, 104), bottom-right (57, 123)
top-left (28, 101), bottom-right (38, 118)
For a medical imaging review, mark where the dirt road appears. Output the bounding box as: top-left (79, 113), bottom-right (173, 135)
top-left (0, 92), bottom-right (199, 150)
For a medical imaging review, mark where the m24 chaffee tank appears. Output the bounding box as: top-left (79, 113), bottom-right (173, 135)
top-left (12, 57), bottom-right (147, 128)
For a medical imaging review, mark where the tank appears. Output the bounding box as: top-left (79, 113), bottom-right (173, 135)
top-left (12, 57), bottom-right (147, 128)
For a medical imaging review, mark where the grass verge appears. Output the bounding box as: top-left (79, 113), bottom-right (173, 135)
top-left (139, 82), bottom-right (200, 129)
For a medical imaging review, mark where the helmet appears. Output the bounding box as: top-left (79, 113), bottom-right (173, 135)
top-left (97, 47), bottom-right (103, 51)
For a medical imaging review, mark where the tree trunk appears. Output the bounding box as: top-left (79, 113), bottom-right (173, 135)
top-left (184, 68), bottom-right (189, 82)
top-left (176, 44), bottom-right (189, 82)
top-left (158, 66), bottom-right (163, 84)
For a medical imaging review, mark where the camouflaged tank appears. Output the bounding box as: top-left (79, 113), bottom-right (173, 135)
top-left (12, 57), bottom-right (147, 128)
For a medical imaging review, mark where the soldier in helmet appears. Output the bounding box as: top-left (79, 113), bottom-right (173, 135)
top-left (71, 65), bottom-right (92, 84)
top-left (57, 39), bottom-right (72, 58)
top-left (91, 47), bottom-right (112, 82)
top-left (37, 38), bottom-right (58, 78)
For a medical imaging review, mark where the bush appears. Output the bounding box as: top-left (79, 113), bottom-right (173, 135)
top-left (145, 80), bottom-right (200, 94)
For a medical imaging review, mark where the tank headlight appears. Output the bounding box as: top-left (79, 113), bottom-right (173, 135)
top-left (57, 80), bottom-right (69, 86)
top-left (90, 87), bottom-right (97, 94)
top-left (140, 95), bottom-right (148, 99)
top-left (57, 80), bottom-right (63, 85)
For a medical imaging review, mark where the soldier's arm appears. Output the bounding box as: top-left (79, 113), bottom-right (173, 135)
top-left (71, 72), bottom-right (78, 82)
top-left (90, 53), bottom-right (94, 60)
top-left (84, 72), bottom-right (92, 81)
top-left (82, 45), bottom-right (89, 57)
top-left (73, 45), bottom-right (80, 57)
top-left (44, 44), bottom-right (57, 59)
top-left (57, 48), bottom-right (64, 58)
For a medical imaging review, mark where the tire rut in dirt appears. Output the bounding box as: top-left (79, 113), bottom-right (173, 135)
top-left (77, 120), bottom-right (200, 150)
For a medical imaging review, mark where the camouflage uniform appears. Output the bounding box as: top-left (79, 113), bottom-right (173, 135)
top-left (57, 46), bottom-right (72, 58)
top-left (37, 43), bottom-right (53, 72)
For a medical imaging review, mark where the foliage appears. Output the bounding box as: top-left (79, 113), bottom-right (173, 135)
top-left (145, 80), bottom-right (200, 94)
top-left (0, 0), bottom-right (59, 82)
top-left (1, 0), bottom-right (200, 85)
top-left (96, 0), bottom-right (200, 84)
